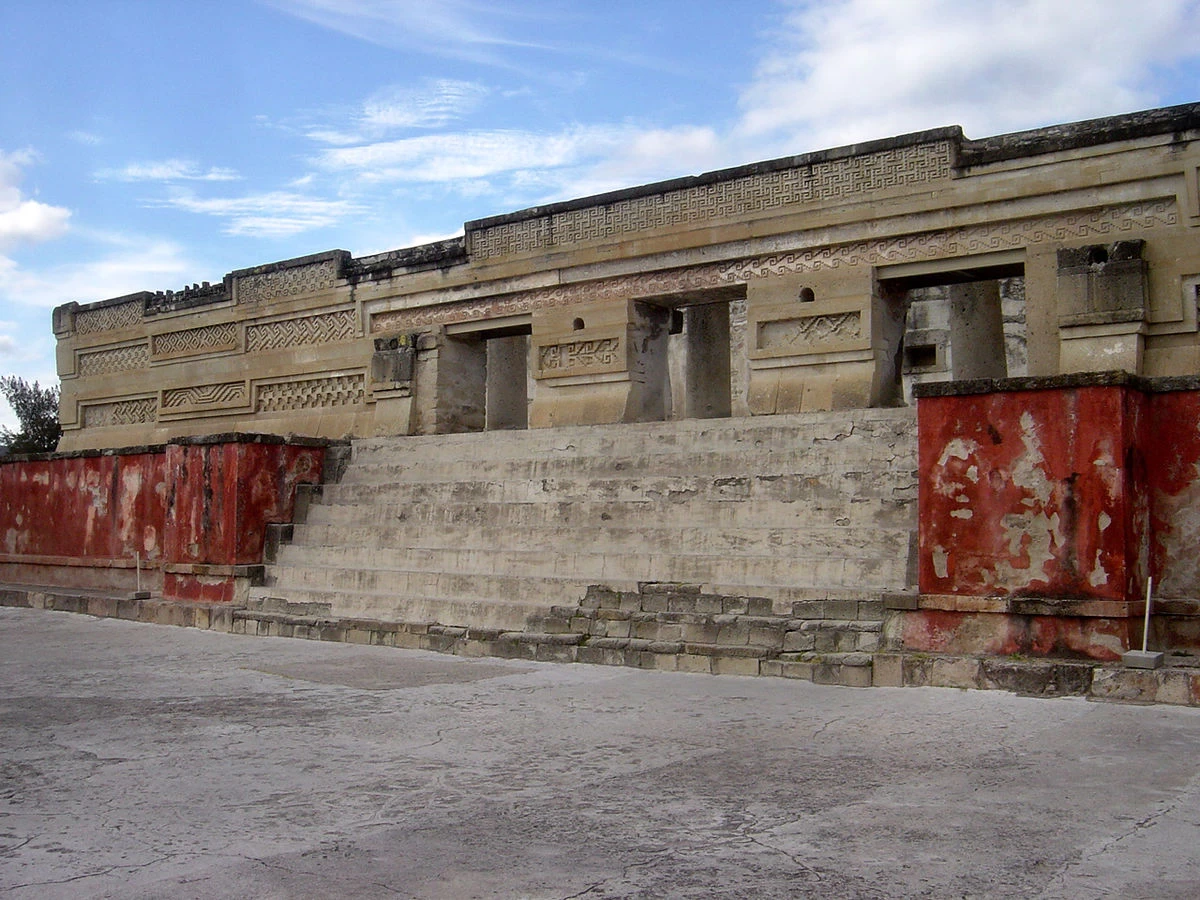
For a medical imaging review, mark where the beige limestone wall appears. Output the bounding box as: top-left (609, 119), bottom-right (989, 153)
top-left (52, 107), bottom-right (1200, 447)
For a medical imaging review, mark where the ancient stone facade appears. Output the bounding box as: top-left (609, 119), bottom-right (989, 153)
top-left (53, 104), bottom-right (1200, 450)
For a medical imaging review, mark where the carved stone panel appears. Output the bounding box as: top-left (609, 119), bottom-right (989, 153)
top-left (161, 381), bottom-right (248, 414)
top-left (75, 301), bottom-right (142, 335)
top-left (151, 322), bottom-right (239, 359)
top-left (236, 259), bottom-right (339, 304)
top-left (535, 336), bottom-right (625, 379)
top-left (246, 309), bottom-right (357, 352)
top-left (81, 397), bottom-right (158, 427)
top-left (254, 374), bottom-right (365, 412)
top-left (468, 141), bottom-right (955, 260)
top-left (77, 344), bottom-right (150, 377)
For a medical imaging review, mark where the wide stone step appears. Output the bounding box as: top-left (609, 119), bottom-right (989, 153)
top-left (321, 469), bottom-right (918, 507)
top-left (246, 582), bottom-right (593, 631)
top-left (339, 444), bottom-right (914, 485)
top-left (349, 409), bottom-right (915, 465)
top-left (302, 496), bottom-right (916, 531)
top-left (268, 545), bottom-right (908, 590)
top-left (287, 522), bottom-right (914, 560)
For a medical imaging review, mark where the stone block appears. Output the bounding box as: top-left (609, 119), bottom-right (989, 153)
top-left (837, 661), bottom-right (874, 688)
top-left (534, 643), bottom-right (578, 663)
top-left (748, 626), bottom-right (785, 649)
top-left (716, 622), bottom-right (751, 645)
top-left (1090, 668), bottom-right (1159, 703)
top-left (824, 599), bottom-right (860, 620)
top-left (639, 592), bottom-right (670, 613)
top-left (930, 657), bottom-right (981, 690)
top-left (603, 619), bottom-right (631, 639)
top-left (713, 656), bottom-right (760, 677)
top-left (681, 622), bottom-right (720, 643)
top-left (86, 596), bottom-right (119, 619)
top-left (1155, 670), bottom-right (1194, 706)
top-left (783, 631), bottom-right (816, 652)
top-left (872, 653), bottom-right (904, 687)
top-left (577, 646), bottom-right (625, 667)
top-left (676, 654), bottom-right (713, 674)
top-left (776, 660), bottom-right (816, 680)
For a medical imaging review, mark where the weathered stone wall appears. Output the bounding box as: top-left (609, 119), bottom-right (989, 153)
top-left (0, 436), bottom-right (334, 602)
top-left (52, 104), bottom-right (1200, 449)
top-left (894, 374), bottom-right (1200, 661)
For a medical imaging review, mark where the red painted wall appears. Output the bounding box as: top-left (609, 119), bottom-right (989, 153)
top-left (919, 381), bottom-right (1198, 603)
top-left (0, 451), bottom-right (168, 562)
top-left (1146, 390), bottom-right (1200, 599)
top-left (1, 436), bottom-right (327, 601)
top-left (164, 440), bottom-right (324, 565)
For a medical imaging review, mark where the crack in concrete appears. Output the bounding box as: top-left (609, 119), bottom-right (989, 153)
top-left (4, 854), bottom-right (172, 890)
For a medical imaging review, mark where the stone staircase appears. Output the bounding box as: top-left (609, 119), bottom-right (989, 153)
top-left (250, 408), bottom-right (918, 683)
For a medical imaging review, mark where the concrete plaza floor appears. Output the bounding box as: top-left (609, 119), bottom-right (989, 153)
top-left (2, 606), bottom-right (1200, 899)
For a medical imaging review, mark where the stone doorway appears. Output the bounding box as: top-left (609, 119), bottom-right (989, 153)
top-left (629, 296), bottom-right (733, 422)
top-left (442, 321), bottom-right (533, 432)
top-left (878, 257), bottom-right (1027, 405)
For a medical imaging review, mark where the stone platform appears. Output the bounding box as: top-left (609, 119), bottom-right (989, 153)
top-left (5, 584), bottom-right (1199, 706)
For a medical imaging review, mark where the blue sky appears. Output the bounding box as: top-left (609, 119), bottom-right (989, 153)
top-left (3, 0), bottom-right (1200, 431)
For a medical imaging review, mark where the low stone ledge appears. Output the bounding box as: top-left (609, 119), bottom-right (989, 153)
top-left (7, 586), bottom-right (1200, 705)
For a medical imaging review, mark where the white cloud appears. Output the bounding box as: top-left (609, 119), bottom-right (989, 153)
top-left (306, 79), bottom-right (491, 147)
top-left (67, 130), bottom-right (103, 146)
top-left (157, 189), bottom-right (365, 238)
top-left (0, 334), bottom-right (16, 356)
top-left (264, 0), bottom-right (549, 65)
top-left (0, 233), bottom-right (198, 309)
top-left (362, 79), bottom-right (489, 131)
top-left (97, 160), bottom-right (241, 183)
top-left (738, 0), bottom-right (1200, 152)
top-left (317, 127), bottom-right (621, 182)
top-left (0, 150), bottom-right (71, 250)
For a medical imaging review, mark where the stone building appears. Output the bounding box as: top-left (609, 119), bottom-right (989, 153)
top-left (6, 103), bottom-right (1200, 701)
top-left (51, 103), bottom-right (1200, 450)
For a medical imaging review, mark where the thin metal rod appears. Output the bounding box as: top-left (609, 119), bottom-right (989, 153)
top-left (1142, 576), bottom-right (1154, 653)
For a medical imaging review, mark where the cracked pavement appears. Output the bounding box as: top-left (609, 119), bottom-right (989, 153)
top-left (2, 606), bottom-right (1200, 899)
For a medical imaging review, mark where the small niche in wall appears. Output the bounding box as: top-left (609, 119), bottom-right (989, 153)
top-left (904, 343), bottom-right (938, 371)
top-left (572, 317), bottom-right (585, 331)
top-left (798, 287), bottom-right (816, 303)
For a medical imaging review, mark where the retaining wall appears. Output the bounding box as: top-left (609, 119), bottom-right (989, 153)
top-left (0, 435), bottom-right (334, 603)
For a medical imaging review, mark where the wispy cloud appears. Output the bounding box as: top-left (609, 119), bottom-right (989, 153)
top-left (264, 0), bottom-right (551, 66)
top-left (66, 130), bottom-right (103, 146)
top-left (316, 126), bottom-right (630, 183)
top-left (157, 189), bottom-right (365, 238)
top-left (0, 232), bottom-right (198, 309)
top-left (97, 159), bottom-right (241, 183)
top-left (0, 150), bottom-right (72, 250)
top-left (737, 0), bottom-right (1200, 153)
top-left (306, 78), bottom-right (491, 146)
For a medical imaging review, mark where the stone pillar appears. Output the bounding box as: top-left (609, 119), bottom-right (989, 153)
top-left (947, 281), bottom-right (1007, 381)
top-left (485, 334), bottom-right (530, 430)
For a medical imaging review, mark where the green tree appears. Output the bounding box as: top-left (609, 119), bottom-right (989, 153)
top-left (0, 376), bottom-right (61, 454)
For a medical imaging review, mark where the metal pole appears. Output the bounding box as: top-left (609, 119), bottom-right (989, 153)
top-left (1142, 577), bottom-right (1153, 653)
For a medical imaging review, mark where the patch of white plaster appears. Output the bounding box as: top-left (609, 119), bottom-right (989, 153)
top-left (950, 509), bottom-right (973, 519)
top-left (965, 465), bottom-right (979, 483)
top-left (937, 438), bottom-right (979, 468)
top-left (1091, 439), bottom-right (1121, 502)
top-left (988, 415), bottom-right (1062, 589)
top-left (1098, 511), bottom-right (1112, 532)
top-left (932, 546), bottom-right (949, 579)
